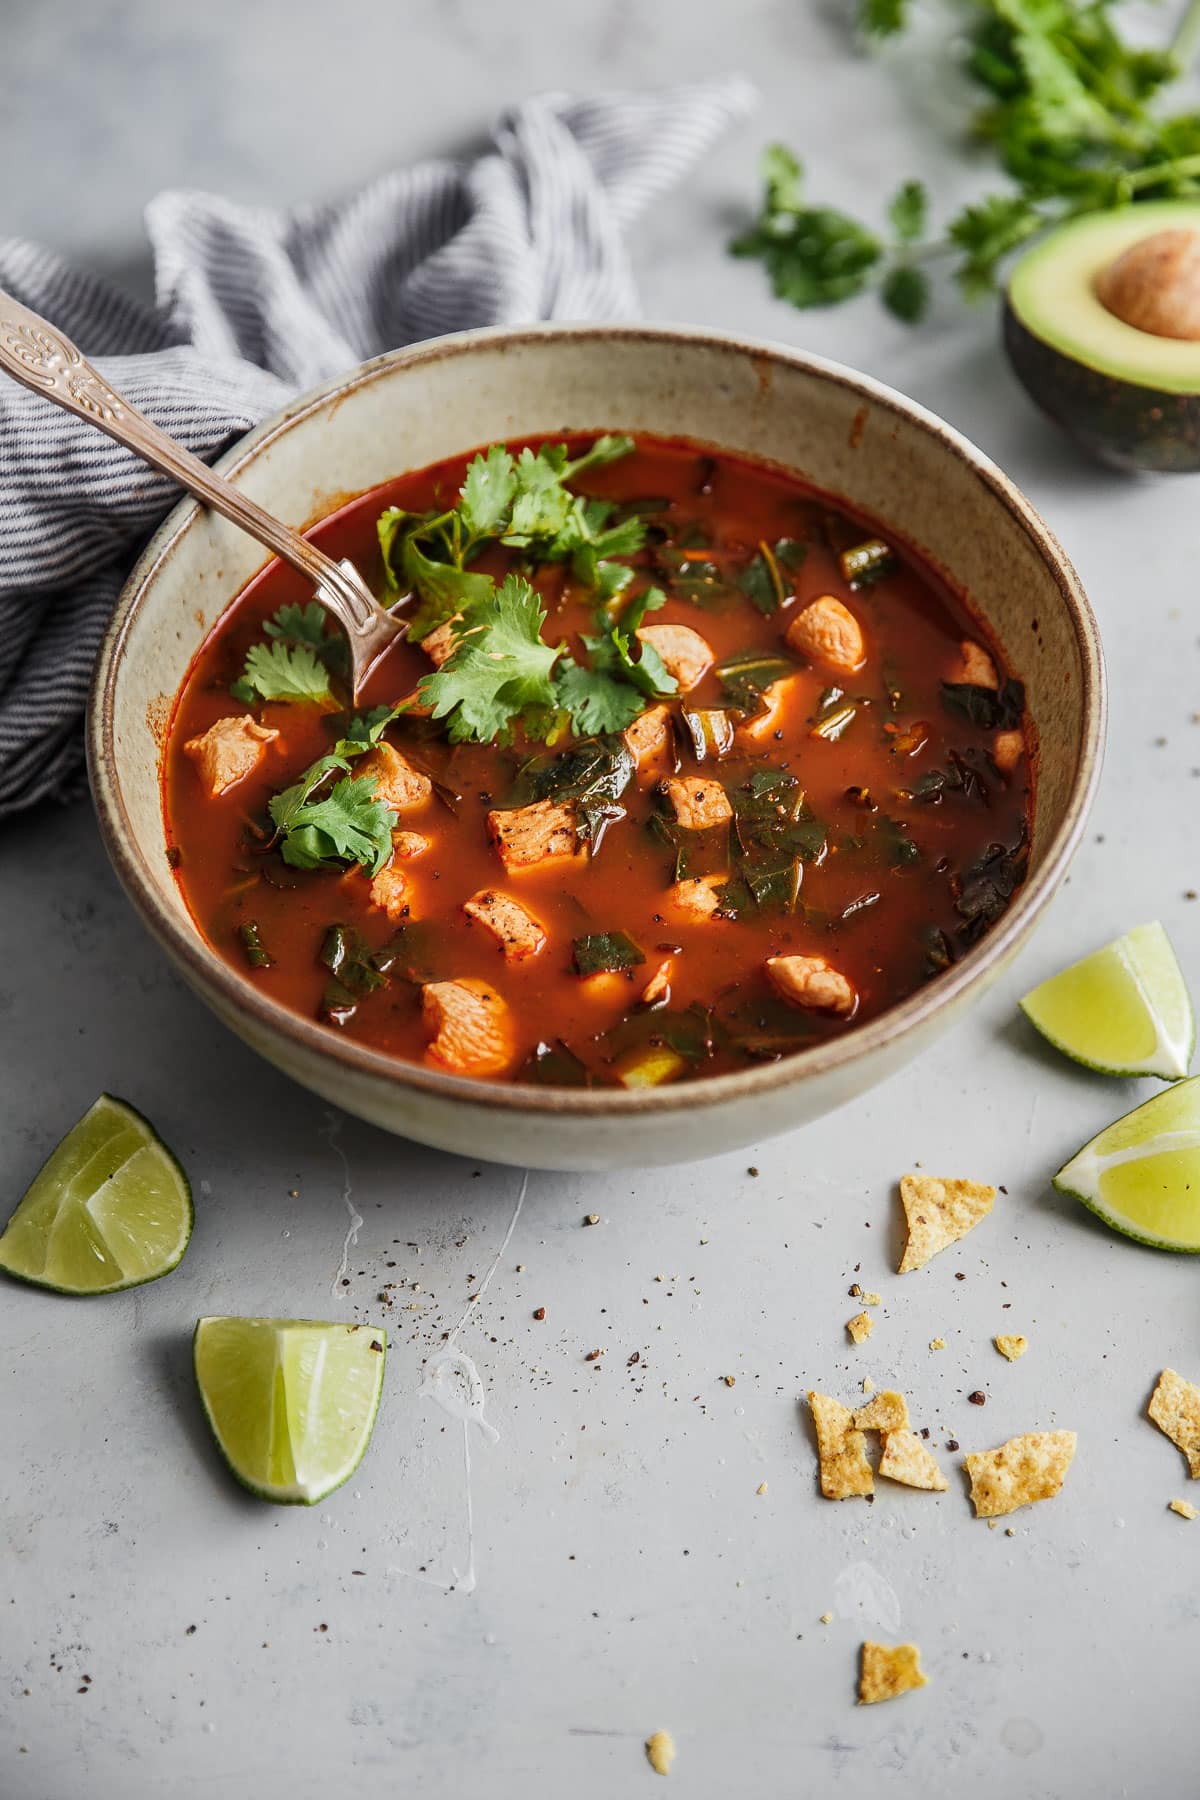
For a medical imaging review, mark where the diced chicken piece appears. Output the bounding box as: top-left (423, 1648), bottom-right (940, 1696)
top-left (641, 957), bottom-right (673, 1005)
top-left (665, 874), bottom-right (727, 921)
top-left (636, 623), bottom-right (713, 693)
top-left (765, 953), bottom-right (857, 1018)
top-left (422, 978), bottom-right (514, 1077)
top-left (184, 714), bottom-right (278, 797)
top-left (354, 743), bottom-right (432, 812)
top-left (369, 865), bottom-right (412, 923)
top-left (785, 597), bottom-right (865, 674)
top-left (956, 639), bottom-right (999, 689)
top-left (662, 776), bottom-right (733, 831)
top-left (462, 888), bottom-right (546, 961)
top-left (993, 729), bottom-right (1024, 773)
top-left (622, 703), bottom-right (673, 774)
top-left (420, 616), bottom-right (461, 668)
top-left (391, 830), bottom-right (430, 859)
top-left (734, 678), bottom-right (794, 745)
top-left (488, 799), bottom-right (585, 873)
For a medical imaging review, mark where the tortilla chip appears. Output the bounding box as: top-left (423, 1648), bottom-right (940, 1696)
top-left (1169, 1498), bottom-right (1197, 1520)
top-left (853, 1390), bottom-right (910, 1433)
top-left (929, 1337), bottom-right (946, 1351)
top-left (898, 1174), bottom-right (996, 1273)
top-left (995, 1334), bottom-right (1029, 1361)
top-left (964, 1431), bottom-right (1076, 1518)
top-left (846, 1310), bottom-right (874, 1345)
top-left (1148, 1368), bottom-right (1200, 1478)
top-left (645, 1731), bottom-right (675, 1776)
top-left (808, 1390), bottom-right (873, 1499)
top-left (879, 1429), bottom-right (949, 1491)
top-left (858, 1641), bottom-right (928, 1705)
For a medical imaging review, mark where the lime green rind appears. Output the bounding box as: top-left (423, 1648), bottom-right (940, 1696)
top-left (1019, 922), bottom-right (1194, 1082)
top-left (193, 1317), bottom-right (387, 1506)
top-left (0, 1094), bottom-right (193, 1295)
top-left (1053, 1074), bottom-right (1200, 1254)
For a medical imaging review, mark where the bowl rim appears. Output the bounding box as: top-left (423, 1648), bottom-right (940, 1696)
top-left (88, 321), bottom-right (1106, 1120)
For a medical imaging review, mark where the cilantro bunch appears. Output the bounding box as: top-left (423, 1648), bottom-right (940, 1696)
top-left (377, 435), bottom-right (646, 641)
top-left (732, 0), bottom-right (1200, 321)
top-left (267, 708), bottom-right (399, 874)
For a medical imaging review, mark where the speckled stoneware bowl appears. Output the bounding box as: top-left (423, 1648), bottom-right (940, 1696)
top-left (89, 325), bottom-right (1105, 1170)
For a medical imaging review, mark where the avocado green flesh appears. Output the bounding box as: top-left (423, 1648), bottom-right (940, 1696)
top-left (1007, 202), bottom-right (1200, 393)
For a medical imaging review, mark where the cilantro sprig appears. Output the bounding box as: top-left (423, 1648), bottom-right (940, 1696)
top-left (734, 0), bottom-right (1200, 321)
top-left (266, 709), bottom-right (398, 874)
top-left (378, 435), bottom-right (643, 640)
top-left (231, 601), bottom-right (347, 706)
top-left (554, 586), bottom-right (678, 736)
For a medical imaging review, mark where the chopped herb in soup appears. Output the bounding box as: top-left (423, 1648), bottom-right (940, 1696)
top-left (164, 435), bottom-right (1032, 1087)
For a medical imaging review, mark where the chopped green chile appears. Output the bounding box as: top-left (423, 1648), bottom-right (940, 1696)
top-left (165, 431), bottom-right (1031, 1087)
top-left (572, 931), bottom-right (646, 976)
top-left (839, 537), bottom-right (896, 587)
top-left (238, 920), bottom-right (274, 969)
top-left (681, 708), bottom-right (735, 760)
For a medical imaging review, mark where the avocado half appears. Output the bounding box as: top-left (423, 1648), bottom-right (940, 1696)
top-left (1004, 201), bottom-right (1200, 472)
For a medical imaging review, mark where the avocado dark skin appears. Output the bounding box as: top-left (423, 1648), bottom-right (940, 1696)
top-left (1003, 300), bottom-right (1200, 473)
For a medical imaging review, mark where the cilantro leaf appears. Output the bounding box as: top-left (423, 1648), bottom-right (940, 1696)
top-left (460, 445), bottom-right (517, 537)
top-left (417, 574), bottom-right (563, 744)
top-left (399, 539), bottom-right (495, 642)
top-left (887, 179), bottom-right (927, 244)
top-left (948, 191), bottom-right (1042, 296)
top-left (263, 601), bottom-right (332, 651)
top-left (881, 263), bottom-right (931, 321)
top-left (859, 0), bottom-right (908, 35)
top-left (275, 775), bottom-right (397, 875)
top-left (231, 640), bottom-right (333, 706)
top-left (554, 661), bottom-right (646, 735)
top-left (730, 148), bottom-right (883, 308)
top-left (505, 446), bottom-right (576, 544)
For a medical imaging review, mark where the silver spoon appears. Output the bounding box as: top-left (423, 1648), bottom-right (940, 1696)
top-left (0, 288), bottom-right (407, 700)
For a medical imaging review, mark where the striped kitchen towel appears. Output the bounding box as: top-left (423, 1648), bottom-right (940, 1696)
top-left (0, 78), bottom-right (754, 820)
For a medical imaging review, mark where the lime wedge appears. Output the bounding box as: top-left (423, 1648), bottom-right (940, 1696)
top-left (193, 1317), bottom-right (387, 1504)
top-left (0, 1094), bottom-right (192, 1294)
top-left (1019, 922), bottom-right (1194, 1080)
top-left (1054, 1074), bottom-right (1200, 1251)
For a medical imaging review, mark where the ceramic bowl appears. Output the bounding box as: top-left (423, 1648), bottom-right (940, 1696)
top-left (89, 325), bottom-right (1105, 1169)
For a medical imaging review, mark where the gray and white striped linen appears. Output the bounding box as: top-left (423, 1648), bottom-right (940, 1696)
top-left (0, 78), bottom-right (753, 819)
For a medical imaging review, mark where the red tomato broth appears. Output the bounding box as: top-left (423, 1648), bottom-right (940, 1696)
top-left (164, 435), bottom-right (1032, 1085)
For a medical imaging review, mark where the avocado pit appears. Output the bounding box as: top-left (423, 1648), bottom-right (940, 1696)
top-left (1093, 228), bottom-right (1200, 343)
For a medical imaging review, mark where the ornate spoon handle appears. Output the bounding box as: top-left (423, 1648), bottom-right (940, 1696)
top-left (0, 288), bottom-right (404, 696)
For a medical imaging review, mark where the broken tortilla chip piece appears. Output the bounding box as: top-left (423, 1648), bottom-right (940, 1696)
top-left (846, 1311), bottom-right (874, 1345)
top-left (808, 1390), bottom-right (873, 1499)
top-left (898, 1174), bottom-right (996, 1272)
top-left (1148, 1368), bottom-right (1200, 1478)
top-left (995, 1334), bottom-right (1029, 1361)
top-left (879, 1429), bottom-right (949, 1492)
top-left (858, 1641), bottom-right (928, 1704)
top-left (853, 1390), bottom-right (910, 1433)
top-left (1169, 1498), bottom-right (1198, 1520)
top-left (645, 1730), bottom-right (675, 1776)
top-left (964, 1431), bottom-right (1077, 1518)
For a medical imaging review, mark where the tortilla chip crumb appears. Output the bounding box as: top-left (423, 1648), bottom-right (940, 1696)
top-left (1148, 1368), bottom-right (1200, 1478)
top-left (879, 1429), bottom-right (949, 1491)
top-left (756, 1482), bottom-right (768, 1496)
top-left (1005, 1527), bottom-right (1016, 1537)
top-left (964, 1431), bottom-right (1077, 1518)
top-left (849, 1282), bottom-right (862, 1297)
top-left (898, 1174), bottom-right (996, 1273)
top-left (808, 1390), bottom-right (873, 1499)
top-left (847, 1311), bottom-right (874, 1345)
top-left (858, 1640), bottom-right (928, 1705)
top-left (929, 1337), bottom-right (946, 1351)
top-left (862, 1377), bottom-right (875, 1395)
top-left (1169, 1498), bottom-right (1198, 1520)
top-left (995, 1334), bottom-right (1029, 1362)
top-left (853, 1390), bottom-right (910, 1433)
top-left (645, 1731), bottom-right (675, 1776)
top-left (860, 1290), bottom-right (882, 1306)
top-left (819, 1612), bottom-right (833, 1625)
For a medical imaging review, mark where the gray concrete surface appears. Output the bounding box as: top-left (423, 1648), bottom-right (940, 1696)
top-left (2, 4), bottom-right (1199, 1796)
